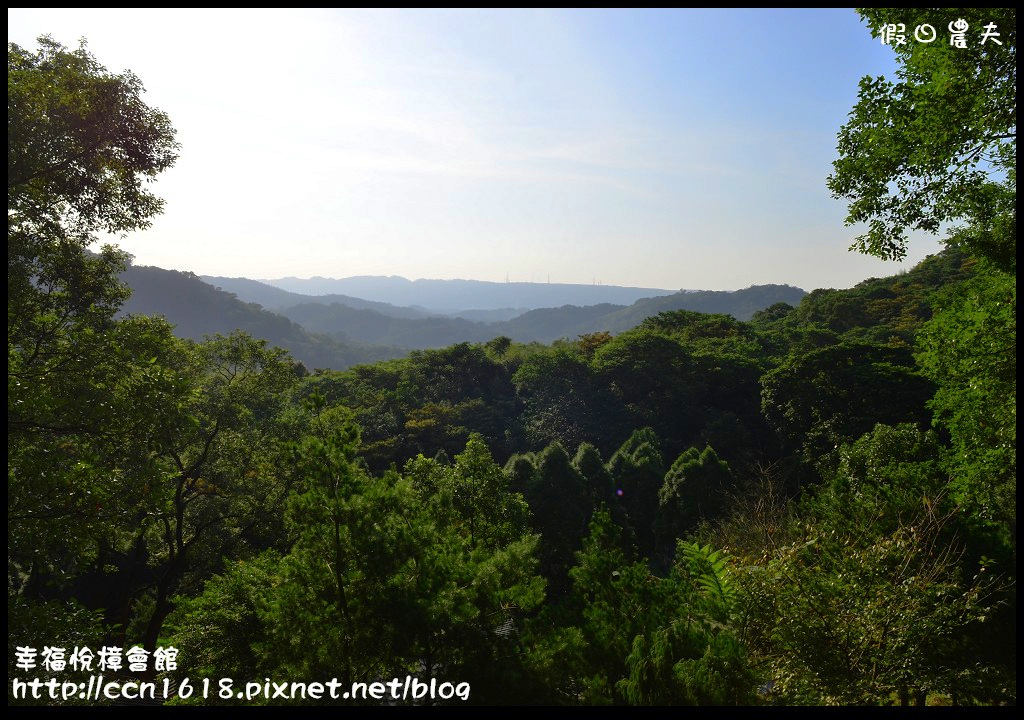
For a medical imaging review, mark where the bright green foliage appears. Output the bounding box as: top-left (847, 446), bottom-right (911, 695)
top-left (620, 631), bottom-right (754, 706)
top-left (8, 36), bottom-right (179, 425)
top-left (563, 510), bottom-right (677, 704)
top-left (128, 331), bottom-right (300, 651)
top-left (788, 250), bottom-right (975, 344)
top-left (9, 315), bottom-right (189, 578)
top-left (916, 267), bottom-right (1016, 526)
top-left (8, 36), bottom-right (178, 243)
top-left (561, 511), bottom-right (755, 705)
top-left (828, 9), bottom-right (1016, 271)
top-left (678, 542), bottom-right (738, 622)
top-left (171, 425), bottom-right (545, 704)
top-left (8, 35), bottom-right (180, 589)
top-left (6, 35), bottom-right (305, 673)
top-left (743, 525), bottom-right (991, 704)
top-left (406, 433), bottom-right (531, 550)
top-left (618, 542), bottom-right (753, 705)
top-left (165, 550), bottom-right (283, 684)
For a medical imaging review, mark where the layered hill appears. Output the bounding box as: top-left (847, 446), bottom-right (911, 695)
top-left (272, 285), bottom-right (807, 348)
top-left (117, 253), bottom-right (967, 369)
top-left (258, 275), bottom-right (679, 312)
top-left (118, 263), bottom-right (407, 370)
top-left (123, 264), bottom-right (809, 359)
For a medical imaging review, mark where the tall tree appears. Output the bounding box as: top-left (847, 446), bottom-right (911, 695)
top-left (8, 35), bottom-right (179, 636)
top-left (915, 267), bottom-right (1016, 527)
top-left (524, 443), bottom-right (591, 597)
top-left (134, 332), bottom-right (299, 652)
top-left (656, 445), bottom-right (733, 548)
top-left (606, 428), bottom-right (665, 556)
top-left (9, 35), bottom-right (178, 320)
top-left (170, 420), bottom-right (545, 704)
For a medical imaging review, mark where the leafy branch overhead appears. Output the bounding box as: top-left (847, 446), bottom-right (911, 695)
top-left (828, 8), bottom-right (1016, 271)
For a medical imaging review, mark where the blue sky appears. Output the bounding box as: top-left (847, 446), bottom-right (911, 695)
top-left (8, 8), bottom-right (946, 291)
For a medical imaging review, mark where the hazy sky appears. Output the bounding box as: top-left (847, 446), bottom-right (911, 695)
top-left (9, 8), bottom-right (946, 291)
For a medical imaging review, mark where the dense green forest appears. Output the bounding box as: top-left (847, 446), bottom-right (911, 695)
top-left (8, 9), bottom-right (1016, 706)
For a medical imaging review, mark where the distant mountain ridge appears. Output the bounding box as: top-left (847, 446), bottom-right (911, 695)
top-left (114, 254), bottom-right (970, 372)
top-left (119, 264), bottom-right (408, 370)
top-left (121, 263), bottom-right (807, 367)
top-left (202, 276), bottom-right (432, 319)
top-left (259, 274), bottom-right (679, 312)
top-left (271, 285), bottom-right (807, 348)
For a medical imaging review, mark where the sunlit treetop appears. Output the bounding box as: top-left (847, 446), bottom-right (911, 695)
top-left (828, 8), bottom-right (1016, 271)
top-left (8, 35), bottom-right (179, 242)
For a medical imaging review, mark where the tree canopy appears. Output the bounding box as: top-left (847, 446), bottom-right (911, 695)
top-left (828, 8), bottom-right (1016, 271)
top-left (8, 35), bottom-right (179, 243)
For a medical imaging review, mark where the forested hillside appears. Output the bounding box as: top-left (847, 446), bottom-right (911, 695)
top-left (136, 266), bottom-right (806, 352)
top-left (119, 263), bottom-right (408, 370)
top-left (9, 11), bottom-right (1016, 707)
top-left (202, 275), bottom-right (434, 319)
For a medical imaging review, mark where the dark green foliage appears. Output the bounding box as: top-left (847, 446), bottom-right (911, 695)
top-left (606, 428), bottom-right (665, 556)
top-left (8, 596), bottom-right (109, 706)
top-left (513, 346), bottom-right (624, 452)
top-left (503, 452), bottom-right (537, 496)
top-left (593, 331), bottom-right (703, 447)
top-left (750, 302), bottom-right (794, 325)
top-left (789, 250), bottom-right (975, 344)
top-left (573, 442), bottom-right (615, 509)
top-left (638, 311), bottom-right (761, 356)
top-left (760, 341), bottom-right (934, 471)
top-left (9, 23), bottom-right (1016, 707)
top-left (523, 443), bottom-right (591, 597)
top-left (657, 446), bottom-right (733, 547)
